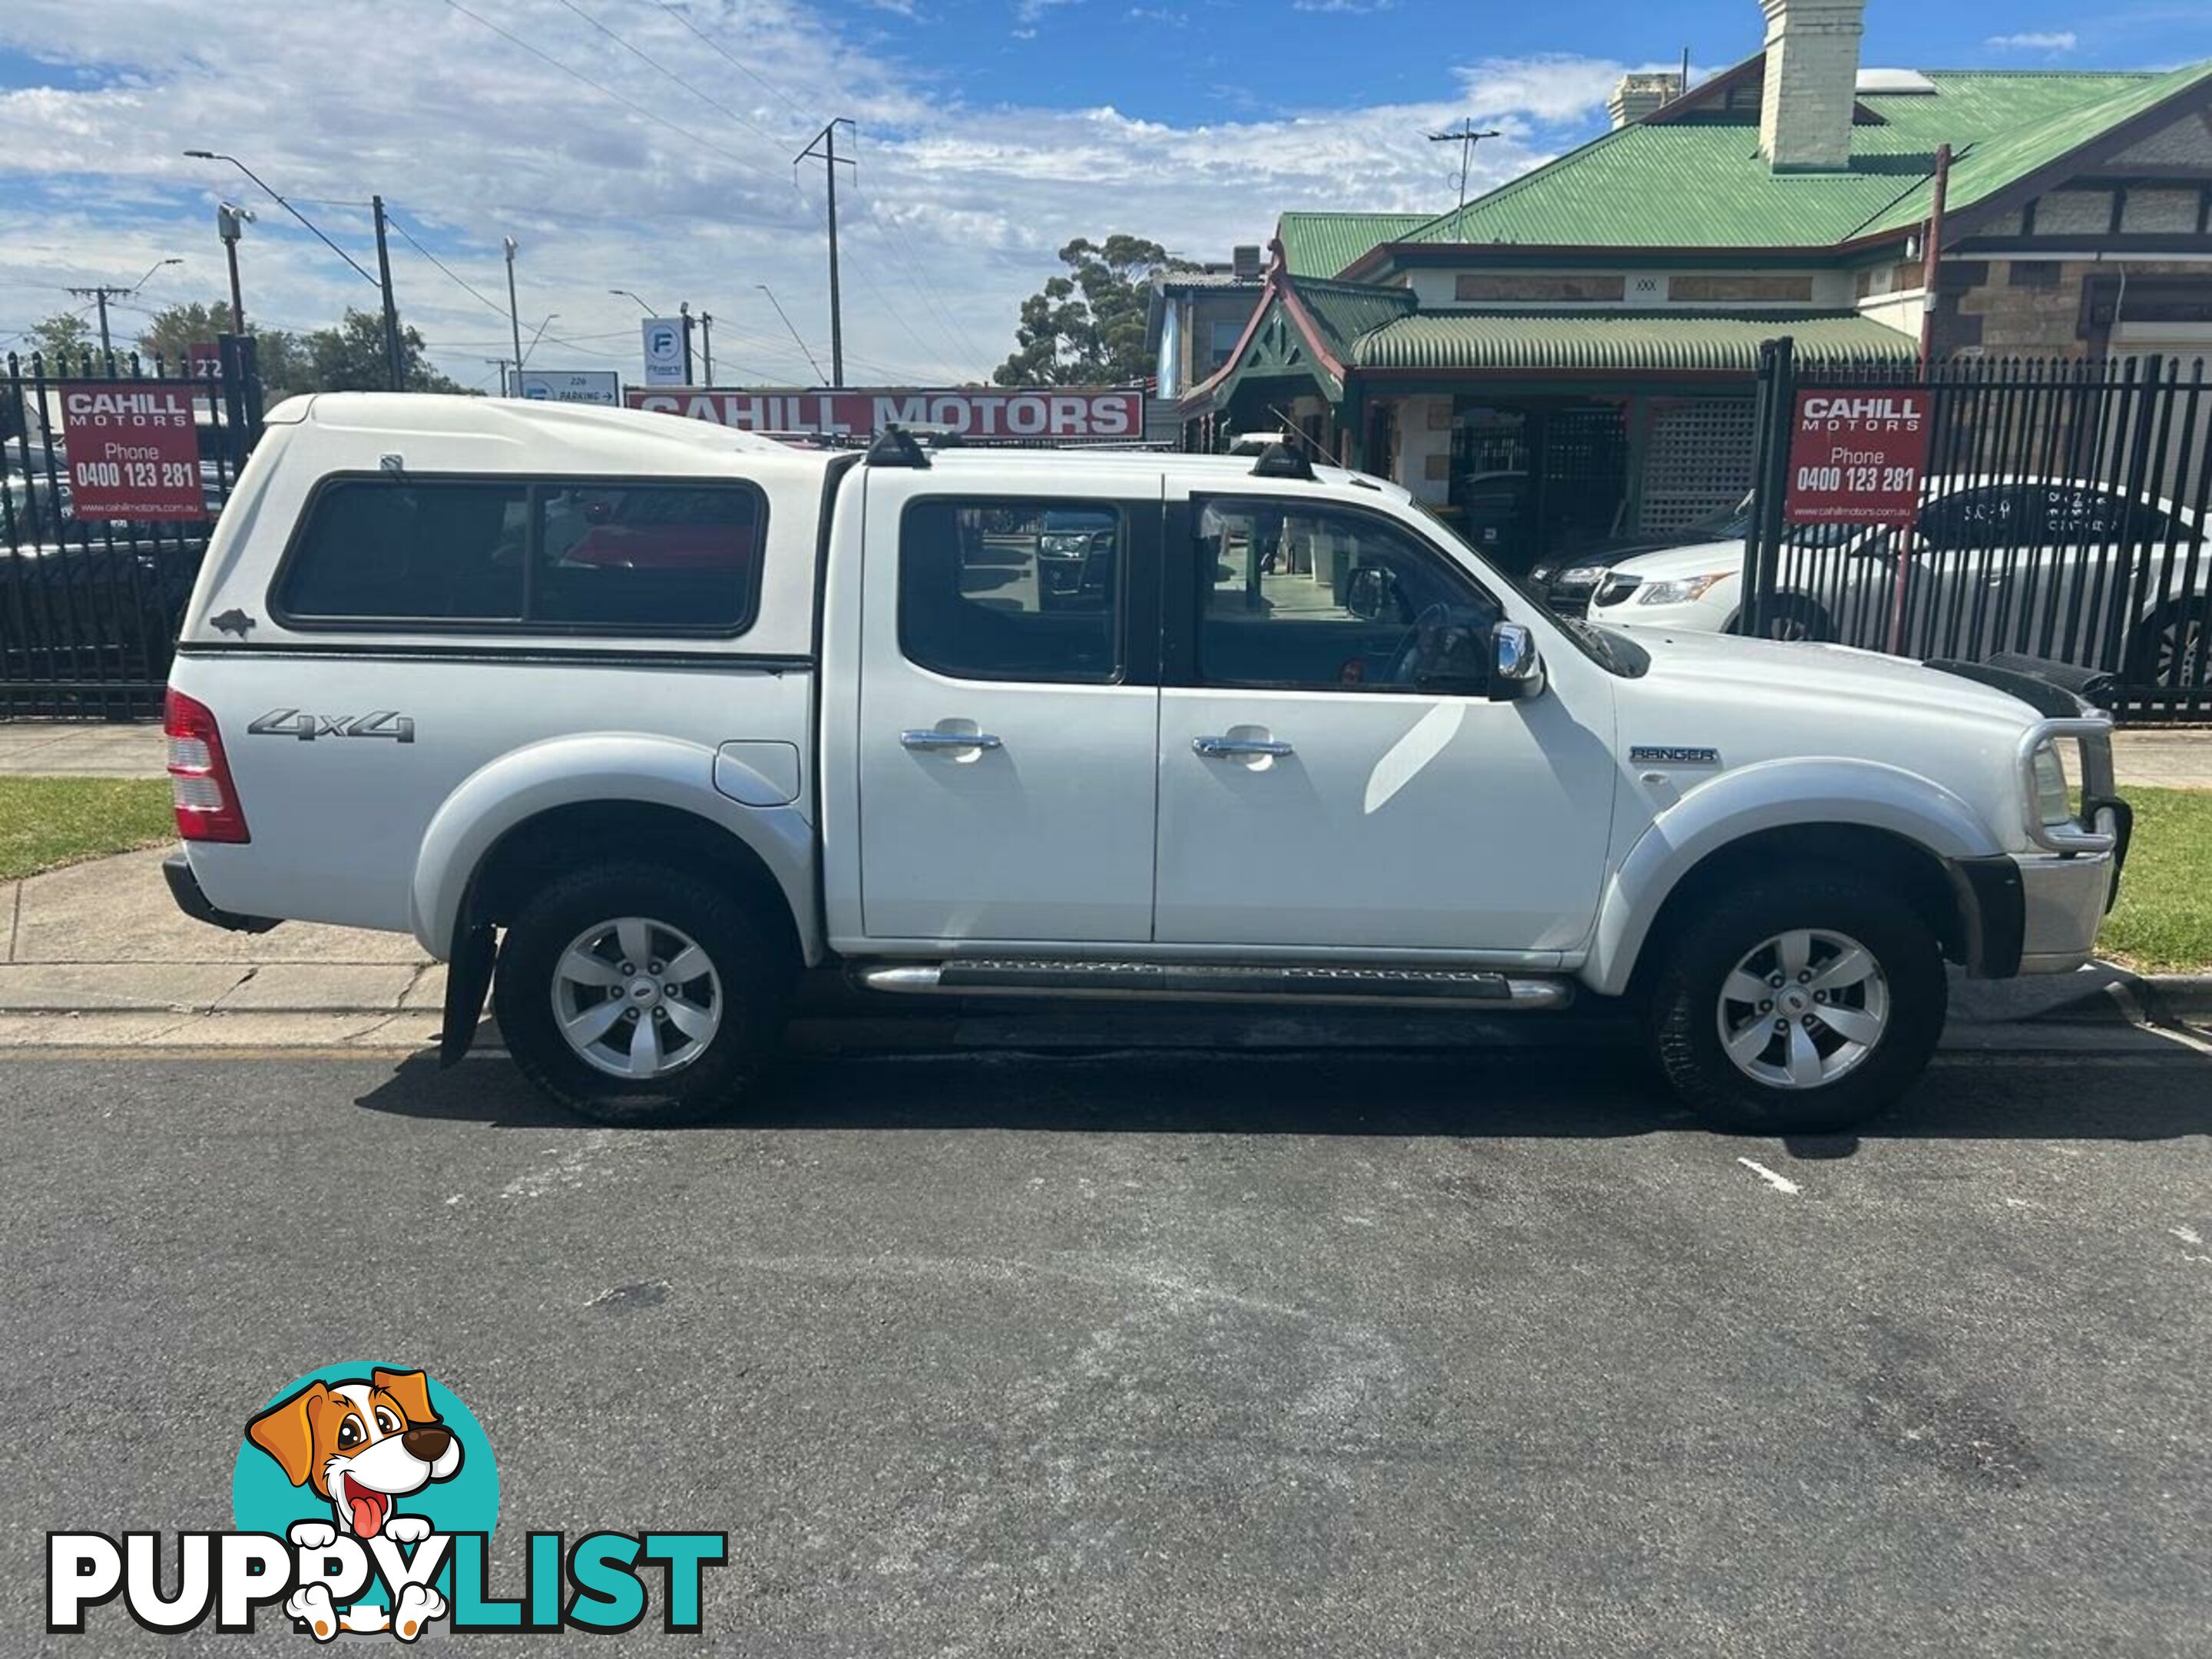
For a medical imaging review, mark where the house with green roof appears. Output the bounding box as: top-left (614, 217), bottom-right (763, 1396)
top-left (1161, 0), bottom-right (2212, 568)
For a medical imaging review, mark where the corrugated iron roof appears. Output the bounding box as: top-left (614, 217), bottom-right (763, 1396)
top-left (1292, 278), bottom-right (1419, 362)
top-left (1277, 212), bottom-right (1434, 278)
top-left (1386, 68), bottom-right (2200, 253)
top-left (1350, 310), bottom-right (1916, 373)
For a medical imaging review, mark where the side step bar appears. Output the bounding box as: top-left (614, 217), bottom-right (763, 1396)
top-left (851, 959), bottom-right (1573, 1011)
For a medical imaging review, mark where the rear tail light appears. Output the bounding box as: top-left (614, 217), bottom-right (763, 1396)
top-left (164, 688), bottom-right (250, 843)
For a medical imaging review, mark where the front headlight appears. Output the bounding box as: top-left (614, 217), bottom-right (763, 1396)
top-left (2030, 741), bottom-right (2075, 828)
top-left (1555, 566), bottom-right (1602, 590)
top-left (1636, 571), bottom-right (1730, 605)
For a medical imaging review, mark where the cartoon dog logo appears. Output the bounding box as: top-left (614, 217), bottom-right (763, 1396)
top-left (247, 1368), bottom-right (461, 1639)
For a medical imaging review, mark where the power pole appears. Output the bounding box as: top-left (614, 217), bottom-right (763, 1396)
top-left (67, 258), bottom-right (182, 365)
top-left (370, 194), bottom-right (405, 392)
top-left (679, 300), bottom-right (696, 383)
top-left (699, 312), bottom-right (714, 385)
top-left (796, 118), bottom-right (856, 388)
top-left (503, 237), bottom-right (524, 396)
top-left (1426, 123), bottom-right (1500, 211)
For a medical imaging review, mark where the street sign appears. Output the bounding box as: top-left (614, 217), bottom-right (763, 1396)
top-left (510, 369), bottom-right (621, 405)
top-left (626, 386), bottom-right (1145, 442)
top-left (54, 382), bottom-right (207, 521)
top-left (641, 317), bottom-right (687, 387)
top-left (1783, 389), bottom-right (1932, 526)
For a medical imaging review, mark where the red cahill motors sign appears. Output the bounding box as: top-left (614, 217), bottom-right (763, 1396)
top-left (628, 386), bottom-right (1144, 443)
top-left (1783, 389), bottom-right (1932, 527)
top-left (55, 382), bottom-right (207, 521)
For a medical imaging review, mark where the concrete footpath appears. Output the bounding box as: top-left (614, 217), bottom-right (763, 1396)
top-left (0, 849), bottom-right (447, 1049)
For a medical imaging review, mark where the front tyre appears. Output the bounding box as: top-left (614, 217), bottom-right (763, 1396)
top-left (1646, 866), bottom-right (1945, 1134)
top-left (493, 863), bottom-right (793, 1126)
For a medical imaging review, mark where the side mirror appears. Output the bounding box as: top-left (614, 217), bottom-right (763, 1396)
top-left (1345, 563), bottom-right (1402, 622)
top-left (1488, 621), bottom-right (1545, 702)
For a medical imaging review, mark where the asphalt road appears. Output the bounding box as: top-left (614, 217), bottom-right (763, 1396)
top-left (6, 1037), bottom-right (2212, 1656)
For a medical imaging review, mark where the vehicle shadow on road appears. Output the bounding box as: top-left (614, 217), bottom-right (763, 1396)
top-left (352, 1018), bottom-right (2212, 1147)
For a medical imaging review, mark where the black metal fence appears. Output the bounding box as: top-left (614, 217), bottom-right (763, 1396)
top-left (1, 336), bottom-right (262, 720)
top-left (1739, 343), bottom-right (2212, 724)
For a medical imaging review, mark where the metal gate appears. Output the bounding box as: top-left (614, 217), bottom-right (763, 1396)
top-left (1740, 338), bottom-right (2212, 724)
top-left (2, 337), bottom-right (263, 720)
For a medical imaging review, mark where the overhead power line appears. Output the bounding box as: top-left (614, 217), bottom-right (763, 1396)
top-left (443, 0), bottom-right (777, 184)
top-left (387, 214), bottom-right (512, 320)
top-left (653, 0), bottom-right (813, 120)
top-left (548, 0), bottom-right (790, 147)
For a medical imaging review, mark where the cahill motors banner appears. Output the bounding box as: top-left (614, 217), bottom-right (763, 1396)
top-left (626, 386), bottom-right (1143, 443)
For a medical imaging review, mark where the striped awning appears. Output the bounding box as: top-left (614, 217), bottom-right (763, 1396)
top-left (1350, 310), bottom-right (1918, 375)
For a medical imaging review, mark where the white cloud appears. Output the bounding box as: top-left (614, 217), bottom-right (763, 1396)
top-left (0, 4), bottom-right (1623, 386)
top-left (1986, 30), bottom-right (2078, 52)
top-left (1291, 0), bottom-right (1394, 14)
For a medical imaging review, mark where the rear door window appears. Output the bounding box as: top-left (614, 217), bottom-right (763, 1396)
top-left (898, 498), bottom-right (1122, 682)
top-left (275, 476), bottom-right (763, 632)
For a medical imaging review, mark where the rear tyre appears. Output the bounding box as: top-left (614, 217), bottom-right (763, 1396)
top-left (2126, 603), bottom-right (2206, 690)
top-left (1646, 865), bottom-right (1945, 1134)
top-left (493, 862), bottom-right (793, 1126)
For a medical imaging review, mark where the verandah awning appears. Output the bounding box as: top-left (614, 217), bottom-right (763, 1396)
top-left (1350, 310), bottom-right (1918, 375)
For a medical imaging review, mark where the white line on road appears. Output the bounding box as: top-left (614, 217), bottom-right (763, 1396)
top-left (1736, 1157), bottom-right (1801, 1195)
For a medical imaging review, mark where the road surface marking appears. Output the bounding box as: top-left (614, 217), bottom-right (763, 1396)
top-left (1736, 1157), bottom-right (1800, 1195)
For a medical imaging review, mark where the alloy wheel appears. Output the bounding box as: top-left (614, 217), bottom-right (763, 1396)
top-left (550, 916), bottom-right (722, 1080)
top-left (1714, 927), bottom-right (1889, 1090)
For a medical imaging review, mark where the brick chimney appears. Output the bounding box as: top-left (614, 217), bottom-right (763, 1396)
top-left (1758, 0), bottom-right (1866, 171)
top-left (1607, 72), bottom-right (1684, 128)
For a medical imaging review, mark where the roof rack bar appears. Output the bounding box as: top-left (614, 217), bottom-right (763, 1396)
top-left (1250, 442), bottom-right (1316, 482)
top-left (866, 424), bottom-right (931, 469)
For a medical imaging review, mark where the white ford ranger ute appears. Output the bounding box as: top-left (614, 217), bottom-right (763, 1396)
top-left (163, 395), bottom-right (2129, 1133)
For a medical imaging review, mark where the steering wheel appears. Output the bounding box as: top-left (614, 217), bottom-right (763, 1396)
top-left (1385, 601), bottom-right (1454, 687)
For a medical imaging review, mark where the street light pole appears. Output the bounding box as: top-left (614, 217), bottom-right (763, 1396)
top-left (679, 300), bottom-right (695, 383)
top-left (757, 284), bottom-right (827, 382)
top-left (503, 237), bottom-right (523, 396)
top-left (700, 312), bottom-right (714, 385)
top-left (217, 202), bottom-right (253, 333)
top-left (184, 151), bottom-right (400, 386)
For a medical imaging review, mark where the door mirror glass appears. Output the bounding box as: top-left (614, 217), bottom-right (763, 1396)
top-left (1344, 562), bottom-right (1404, 622)
top-left (1488, 621), bottom-right (1545, 701)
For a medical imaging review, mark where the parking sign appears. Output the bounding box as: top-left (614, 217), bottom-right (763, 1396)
top-left (641, 317), bottom-right (687, 386)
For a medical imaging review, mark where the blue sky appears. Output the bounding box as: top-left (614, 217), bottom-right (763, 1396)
top-left (856, 0), bottom-right (2210, 118)
top-left (0, 0), bottom-right (2205, 387)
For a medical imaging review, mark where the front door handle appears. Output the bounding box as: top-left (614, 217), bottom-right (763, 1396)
top-left (902, 729), bottom-right (1002, 751)
top-left (1193, 735), bottom-right (1293, 759)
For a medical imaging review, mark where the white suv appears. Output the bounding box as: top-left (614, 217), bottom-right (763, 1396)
top-left (163, 395), bottom-right (2128, 1133)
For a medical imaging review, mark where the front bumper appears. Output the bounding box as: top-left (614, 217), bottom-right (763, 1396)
top-left (1950, 801), bottom-right (2129, 977)
top-left (2016, 813), bottom-right (2128, 973)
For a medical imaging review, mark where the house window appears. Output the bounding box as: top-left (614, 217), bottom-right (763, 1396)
top-left (1454, 273), bottom-right (1627, 303)
top-left (1207, 319), bottom-right (1243, 371)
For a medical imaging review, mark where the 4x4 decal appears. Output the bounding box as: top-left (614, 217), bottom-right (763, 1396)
top-left (247, 708), bottom-right (416, 743)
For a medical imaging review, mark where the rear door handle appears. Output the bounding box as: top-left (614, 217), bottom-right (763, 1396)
top-left (902, 729), bottom-right (1002, 751)
top-left (1193, 735), bottom-right (1293, 759)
